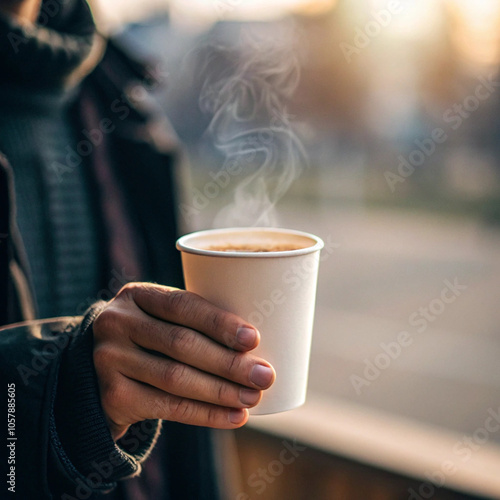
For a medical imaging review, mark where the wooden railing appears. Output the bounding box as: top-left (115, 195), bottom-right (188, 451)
top-left (234, 427), bottom-right (486, 500)
top-left (228, 397), bottom-right (500, 500)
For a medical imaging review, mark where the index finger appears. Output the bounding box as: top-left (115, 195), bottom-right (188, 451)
top-left (125, 283), bottom-right (260, 351)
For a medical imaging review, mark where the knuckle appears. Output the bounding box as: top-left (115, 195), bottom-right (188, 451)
top-left (93, 343), bottom-right (119, 370)
top-left (163, 362), bottom-right (188, 388)
top-left (165, 290), bottom-right (191, 316)
top-left (93, 307), bottom-right (118, 336)
top-left (205, 406), bottom-right (220, 427)
top-left (167, 397), bottom-right (193, 422)
top-left (167, 326), bottom-right (195, 353)
top-left (101, 377), bottom-right (128, 412)
top-left (224, 352), bottom-right (244, 379)
top-left (150, 395), bottom-right (167, 417)
top-left (117, 282), bottom-right (144, 300)
top-left (216, 381), bottom-right (228, 403)
top-left (206, 309), bottom-right (224, 335)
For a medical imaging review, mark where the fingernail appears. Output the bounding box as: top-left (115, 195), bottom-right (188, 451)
top-left (236, 327), bottom-right (257, 348)
top-left (229, 408), bottom-right (246, 424)
top-left (239, 388), bottom-right (261, 406)
top-left (250, 364), bottom-right (274, 388)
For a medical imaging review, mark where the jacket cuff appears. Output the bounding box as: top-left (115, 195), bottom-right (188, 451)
top-left (51, 301), bottom-right (161, 492)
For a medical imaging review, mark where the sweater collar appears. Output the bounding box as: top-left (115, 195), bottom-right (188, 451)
top-left (0, 0), bottom-right (96, 89)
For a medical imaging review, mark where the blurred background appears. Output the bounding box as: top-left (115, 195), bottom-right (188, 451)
top-left (92, 0), bottom-right (500, 498)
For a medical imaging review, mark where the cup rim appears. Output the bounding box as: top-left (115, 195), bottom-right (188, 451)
top-left (176, 227), bottom-right (325, 258)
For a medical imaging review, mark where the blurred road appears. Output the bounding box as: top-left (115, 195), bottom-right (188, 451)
top-left (194, 194), bottom-right (500, 442)
top-left (277, 202), bottom-right (500, 443)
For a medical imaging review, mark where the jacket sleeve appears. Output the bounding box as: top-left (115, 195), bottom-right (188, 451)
top-left (0, 304), bottom-right (162, 499)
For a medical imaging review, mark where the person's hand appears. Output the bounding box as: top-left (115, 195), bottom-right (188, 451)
top-left (92, 283), bottom-right (275, 440)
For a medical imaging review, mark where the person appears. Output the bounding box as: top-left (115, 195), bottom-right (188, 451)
top-left (0, 0), bottom-right (276, 498)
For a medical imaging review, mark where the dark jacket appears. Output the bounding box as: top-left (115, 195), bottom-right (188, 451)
top-left (0, 40), bottom-right (222, 500)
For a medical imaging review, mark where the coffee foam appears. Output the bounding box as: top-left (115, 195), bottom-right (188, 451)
top-left (206, 244), bottom-right (304, 253)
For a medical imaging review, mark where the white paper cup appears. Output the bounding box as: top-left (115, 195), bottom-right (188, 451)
top-left (176, 227), bottom-right (324, 415)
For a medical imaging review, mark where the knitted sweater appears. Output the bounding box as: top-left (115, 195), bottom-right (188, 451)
top-left (0, 1), bottom-right (222, 498)
top-left (0, 0), bottom-right (101, 319)
top-left (0, 78), bottom-right (102, 318)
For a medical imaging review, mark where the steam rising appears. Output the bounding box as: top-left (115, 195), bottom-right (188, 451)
top-left (200, 25), bottom-right (307, 227)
